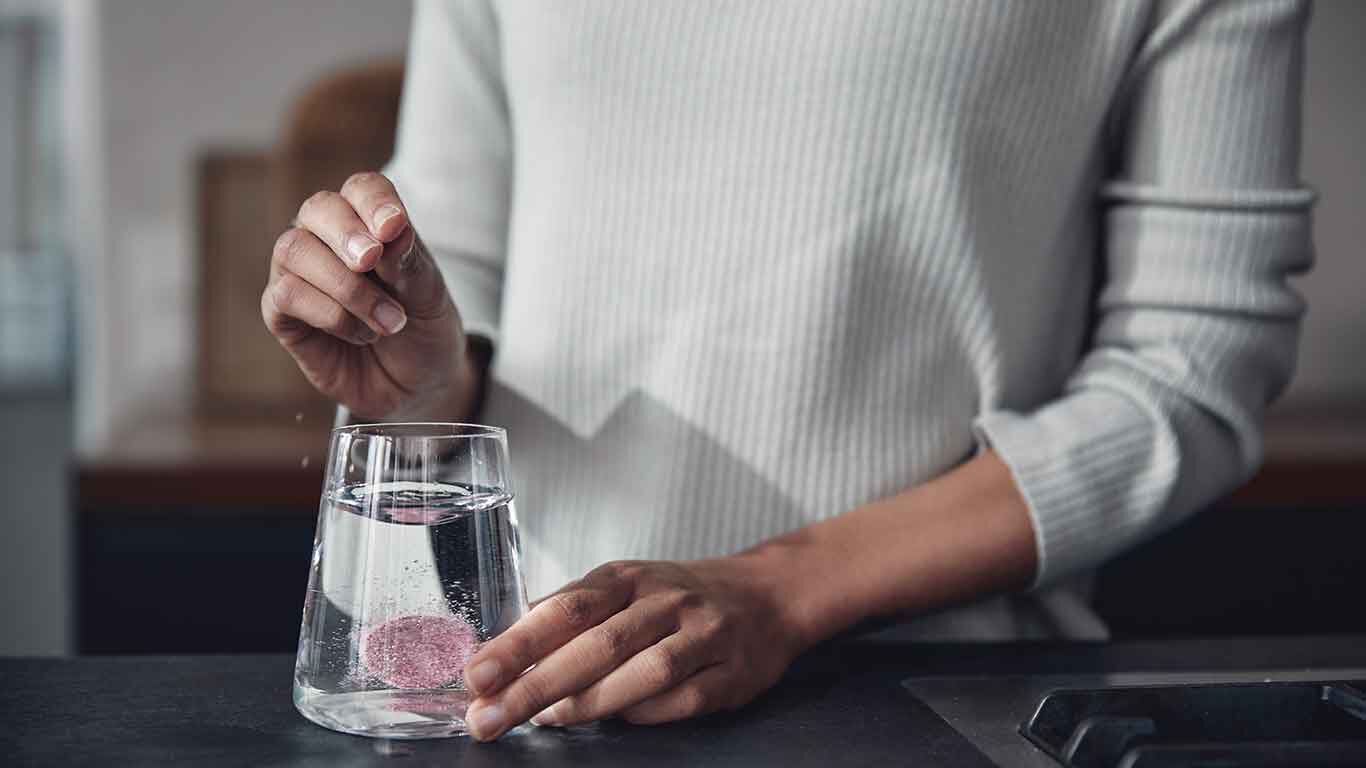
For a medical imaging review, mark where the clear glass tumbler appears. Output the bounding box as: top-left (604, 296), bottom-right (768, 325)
top-left (293, 423), bottom-right (528, 738)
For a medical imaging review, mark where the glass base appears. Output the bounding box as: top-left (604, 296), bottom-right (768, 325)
top-left (294, 686), bottom-right (474, 739)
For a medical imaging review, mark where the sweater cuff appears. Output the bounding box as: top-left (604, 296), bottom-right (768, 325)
top-left (973, 387), bottom-right (1180, 589)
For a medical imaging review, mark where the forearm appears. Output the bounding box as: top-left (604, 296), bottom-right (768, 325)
top-left (734, 450), bottom-right (1037, 651)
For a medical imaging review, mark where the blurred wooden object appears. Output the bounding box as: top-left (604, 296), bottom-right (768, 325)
top-left (271, 58), bottom-right (406, 235)
top-left (197, 151), bottom-right (309, 418)
top-left (196, 58), bottom-right (405, 420)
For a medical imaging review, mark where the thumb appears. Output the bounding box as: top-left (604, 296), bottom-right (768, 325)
top-left (371, 228), bottom-right (453, 323)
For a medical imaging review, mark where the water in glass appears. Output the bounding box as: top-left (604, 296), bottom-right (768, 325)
top-left (293, 424), bottom-right (527, 739)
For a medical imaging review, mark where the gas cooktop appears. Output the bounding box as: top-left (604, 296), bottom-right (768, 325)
top-left (906, 668), bottom-right (1366, 767)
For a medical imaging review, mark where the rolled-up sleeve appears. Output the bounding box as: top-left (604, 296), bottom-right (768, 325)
top-left (975, 0), bottom-right (1315, 587)
top-left (386, 0), bottom-right (511, 343)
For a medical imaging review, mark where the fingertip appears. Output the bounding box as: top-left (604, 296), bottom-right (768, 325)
top-left (372, 203), bottom-right (408, 242)
top-left (373, 302), bottom-right (406, 335)
top-left (465, 701), bottom-right (506, 742)
top-left (465, 658), bottom-right (502, 696)
top-left (529, 708), bottom-right (559, 727)
top-left (344, 233), bottom-right (382, 272)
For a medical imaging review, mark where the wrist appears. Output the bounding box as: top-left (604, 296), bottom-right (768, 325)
top-left (722, 451), bottom-right (1038, 653)
top-left (381, 335), bottom-right (491, 423)
top-left (726, 532), bottom-right (862, 656)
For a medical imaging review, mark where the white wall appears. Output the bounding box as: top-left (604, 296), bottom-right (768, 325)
top-left (86, 0), bottom-right (411, 450)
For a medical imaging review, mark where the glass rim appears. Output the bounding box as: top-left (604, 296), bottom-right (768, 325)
top-left (332, 422), bottom-right (507, 440)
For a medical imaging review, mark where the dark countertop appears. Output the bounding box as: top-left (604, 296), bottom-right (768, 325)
top-left (4, 634), bottom-right (1365, 767)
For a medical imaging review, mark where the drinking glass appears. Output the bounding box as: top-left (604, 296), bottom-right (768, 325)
top-left (293, 423), bottom-right (528, 738)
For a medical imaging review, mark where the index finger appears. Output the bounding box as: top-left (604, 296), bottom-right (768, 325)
top-left (464, 575), bottom-right (633, 697)
top-left (339, 171), bottom-right (409, 243)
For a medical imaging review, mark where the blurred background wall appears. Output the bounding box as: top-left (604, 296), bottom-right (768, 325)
top-left (0, 0), bottom-right (1362, 656)
top-left (1296, 0), bottom-right (1366, 408)
top-left (0, 0), bottom-right (410, 655)
top-left (92, 0), bottom-right (411, 449)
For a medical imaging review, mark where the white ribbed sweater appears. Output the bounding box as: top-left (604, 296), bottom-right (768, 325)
top-left (384, 0), bottom-right (1313, 638)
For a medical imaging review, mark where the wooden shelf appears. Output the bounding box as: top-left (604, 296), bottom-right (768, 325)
top-left (78, 411), bottom-right (330, 511)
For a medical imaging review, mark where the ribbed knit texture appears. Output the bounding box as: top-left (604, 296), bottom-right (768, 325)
top-left (385, 0), bottom-right (1313, 638)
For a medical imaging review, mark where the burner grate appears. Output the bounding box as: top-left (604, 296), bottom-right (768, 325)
top-left (1020, 680), bottom-right (1366, 768)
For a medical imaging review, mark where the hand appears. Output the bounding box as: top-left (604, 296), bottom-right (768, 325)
top-left (455, 453), bottom-right (1037, 742)
top-left (262, 171), bottom-right (475, 421)
top-left (460, 558), bottom-right (806, 740)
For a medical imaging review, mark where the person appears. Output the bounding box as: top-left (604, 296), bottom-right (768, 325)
top-left (261, 0), bottom-right (1314, 741)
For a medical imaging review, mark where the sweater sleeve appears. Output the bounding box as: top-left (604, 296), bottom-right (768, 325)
top-left (973, 0), bottom-right (1315, 587)
top-left (385, 0), bottom-right (511, 343)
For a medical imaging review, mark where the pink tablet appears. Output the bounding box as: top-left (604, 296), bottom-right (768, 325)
top-left (362, 614), bottom-right (479, 689)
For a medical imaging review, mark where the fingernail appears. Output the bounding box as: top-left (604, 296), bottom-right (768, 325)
top-left (530, 706), bottom-right (560, 727)
top-left (354, 327), bottom-right (379, 345)
top-left (373, 302), bottom-right (406, 335)
top-left (374, 203), bottom-right (403, 231)
top-left (466, 704), bottom-right (504, 740)
top-left (345, 233), bottom-right (380, 265)
top-left (466, 660), bottom-right (500, 694)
